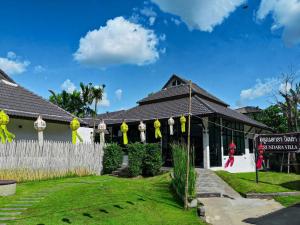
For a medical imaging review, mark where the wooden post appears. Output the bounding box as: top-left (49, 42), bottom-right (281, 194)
top-left (254, 134), bottom-right (259, 184)
top-left (287, 152), bottom-right (291, 174)
top-left (184, 80), bottom-right (192, 210)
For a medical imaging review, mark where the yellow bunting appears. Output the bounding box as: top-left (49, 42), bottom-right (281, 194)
top-left (154, 119), bottom-right (162, 139)
top-left (120, 121), bottom-right (128, 145)
top-left (0, 110), bottom-right (15, 143)
top-left (180, 115), bottom-right (186, 133)
top-left (70, 118), bottom-right (83, 144)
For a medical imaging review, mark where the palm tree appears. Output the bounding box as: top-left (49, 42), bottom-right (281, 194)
top-left (79, 82), bottom-right (94, 116)
top-left (91, 84), bottom-right (106, 141)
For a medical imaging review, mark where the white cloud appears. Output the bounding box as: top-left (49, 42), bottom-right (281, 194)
top-left (61, 79), bottom-right (76, 93)
top-left (240, 78), bottom-right (279, 101)
top-left (115, 89), bottom-right (123, 100)
top-left (171, 17), bottom-right (181, 26)
top-left (7, 51), bottom-right (16, 59)
top-left (257, 0), bottom-right (300, 46)
top-left (34, 65), bottom-right (45, 73)
top-left (140, 7), bottom-right (157, 17)
top-left (99, 92), bottom-right (110, 107)
top-left (74, 16), bottom-right (160, 68)
top-left (0, 52), bottom-right (30, 75)
top-left (279, 81), bottom-right (292, 94)
top-left (151, 0), bottom-right (245, 32)
top-left (149, 16), bottom-right (156, 26)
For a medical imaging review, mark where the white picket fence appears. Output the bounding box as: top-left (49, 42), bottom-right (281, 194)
top-left (0, 140), bottom-right (103, 176)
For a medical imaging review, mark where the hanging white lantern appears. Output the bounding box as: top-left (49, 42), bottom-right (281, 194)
top-left (168, 117), bottom-right (175, 135)
top-left (34, 115), bottom-right (46, 146)
top-left (98, 120), bottom-right (106, 144)
top-left (138, 121), bottom-right (146, 143)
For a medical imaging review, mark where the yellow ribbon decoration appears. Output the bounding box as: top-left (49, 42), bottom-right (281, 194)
top-left (180, 115), bottom-right (186, 133)
top-left (154, 119), bottom-right (162, 139)
top-left (120, 121), bottom-right (128, 145)
top-left (0, 110), bottom-right (15, 144)
top-left (70, 118), bottom-right (83, 144)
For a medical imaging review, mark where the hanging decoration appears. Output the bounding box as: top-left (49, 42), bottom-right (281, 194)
top-left (154, 119), bottom-right (162, 139)
top-left (98, 120), bottom-right (106, 144)
top-left (138, 121), bottom-right (146, 143)
top-left (70, 118), bottom-right (83, 144)
top-left (34, 115), bottom-right (46, 146)
top-left (0, 110), bottom-right (15, 143)
top-left (256, 143), bottom-right (264, 169)
top-left (225, 142), bottom-right (236, 168)
top-left (168, 117), bottom-right (175, 135)
top-left (120, 121), bottom-right (129, 145)
top-left (180, 115), bottom-right (186, 133)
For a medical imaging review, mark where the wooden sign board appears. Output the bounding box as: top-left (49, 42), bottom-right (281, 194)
top-left (256, 133), bottom-right (300, 153)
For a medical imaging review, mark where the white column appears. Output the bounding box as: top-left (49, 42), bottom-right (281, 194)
top-left (202, 117), bottom-right (210, 169)
top-left (220, 118), bottom-right (224, 167)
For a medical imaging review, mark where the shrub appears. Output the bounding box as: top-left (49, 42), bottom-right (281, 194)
top-left (171, 144), bottom-right (196, 200)
top-left (128, 143), bottom-right (145, 177)
top-left (103, 143), bottom-right (123, 174)
top-left (143, 143), bottom-right (162, 176)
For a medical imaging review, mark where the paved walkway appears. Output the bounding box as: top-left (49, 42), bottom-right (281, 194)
top-left (196, 169), bottom-right (284, 225)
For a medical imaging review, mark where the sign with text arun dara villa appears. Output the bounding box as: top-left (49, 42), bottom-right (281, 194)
top-left (257, 133), bottom-right (300, 153)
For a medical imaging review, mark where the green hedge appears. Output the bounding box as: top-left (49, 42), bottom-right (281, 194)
top-left (171, 144), bottom-right (196, 200)
top-left (103, 143), bottom-right (123, 174)
top-left (127, 143), bottom-right (162, 177)
top-left (128, 143), bottom-right (145, 177)
top-left (143, 143), bottom-right (162, 177)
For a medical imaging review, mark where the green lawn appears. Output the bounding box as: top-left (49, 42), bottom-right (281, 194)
top-left (0, 174), bottom-right (205, 225)
top-left (216, 171), bottom-right (300, 206)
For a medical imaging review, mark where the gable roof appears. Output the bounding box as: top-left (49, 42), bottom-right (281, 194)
top-left (0, 70), bottom-right (82, 124)
top-left (89, 75), bottom-right (269, 129)
top-left (138, 74), bottom-right (229, 107)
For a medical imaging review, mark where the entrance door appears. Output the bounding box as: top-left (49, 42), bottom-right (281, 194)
top-left (209, 117), bottom-right (222, 167)
top-left (191, 124), bottom-right (203, 167)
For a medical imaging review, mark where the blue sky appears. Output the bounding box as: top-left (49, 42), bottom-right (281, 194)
top-left (1, 0), bottom-right (300, 113)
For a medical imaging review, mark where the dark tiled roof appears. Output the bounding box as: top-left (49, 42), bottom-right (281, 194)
top-left (83, 110), bottom-right (126, 126)
top-left (199, 98), bottom-right (268, 129)
top-left (96, 95), bottom-right (268, 129)
top-left (138, 74), bottom-right (228, 106)
top-left (0, 70), bottom-right (80, 124)
top-left (96, 96), bottom-right (213, 125)
top-left (235, 106), bottom-right (262, 114)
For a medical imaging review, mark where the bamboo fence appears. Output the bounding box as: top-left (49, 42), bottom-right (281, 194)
top-left (0, 140), bottom-right (103, 181)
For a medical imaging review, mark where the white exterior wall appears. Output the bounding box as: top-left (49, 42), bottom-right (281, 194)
top-left (77, 127), bottom-right (93, 143)
top-left (7, 118), bottom-right (92, 143)
top-left (208, 123), bottom-right (256, 173)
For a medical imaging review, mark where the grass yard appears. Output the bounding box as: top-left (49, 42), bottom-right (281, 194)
top-left (216, 171), bottom-right (300, 206)
top-left (0, 174), bottom-right (205, 225)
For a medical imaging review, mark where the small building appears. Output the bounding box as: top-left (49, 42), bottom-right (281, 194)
top-left (235, 106), bottom-right (262, 120)
top-left (0, 69), bottom-right (92, 143)
top-left (85, 75), bottom-right (270, 172)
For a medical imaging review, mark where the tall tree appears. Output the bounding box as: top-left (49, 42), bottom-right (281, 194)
top-left (91, 85), bottom-right (105, 140)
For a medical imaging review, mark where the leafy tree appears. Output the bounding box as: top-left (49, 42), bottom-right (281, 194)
top-left (91, 85), bottom-right (105, 139)
top-left (49, 82), bottom-right (105, 118)
top-left (256, 105), bottom-right (288, 133)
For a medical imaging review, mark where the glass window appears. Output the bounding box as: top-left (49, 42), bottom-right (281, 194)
top-left (248, 139), bottom-right (254, 154)
top-left (222, 119), bottom-right (245, 155)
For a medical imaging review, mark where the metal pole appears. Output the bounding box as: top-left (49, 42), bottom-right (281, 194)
top-left (184, 80), bottom-right (192, 210)
top-left (254, 134), bottom-right (259, 184)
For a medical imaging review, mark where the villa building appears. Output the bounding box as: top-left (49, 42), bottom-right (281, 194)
top-left (86, 75), bottom-right (270, 172)
top-left (0, 69), bottom-right (92, 142)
